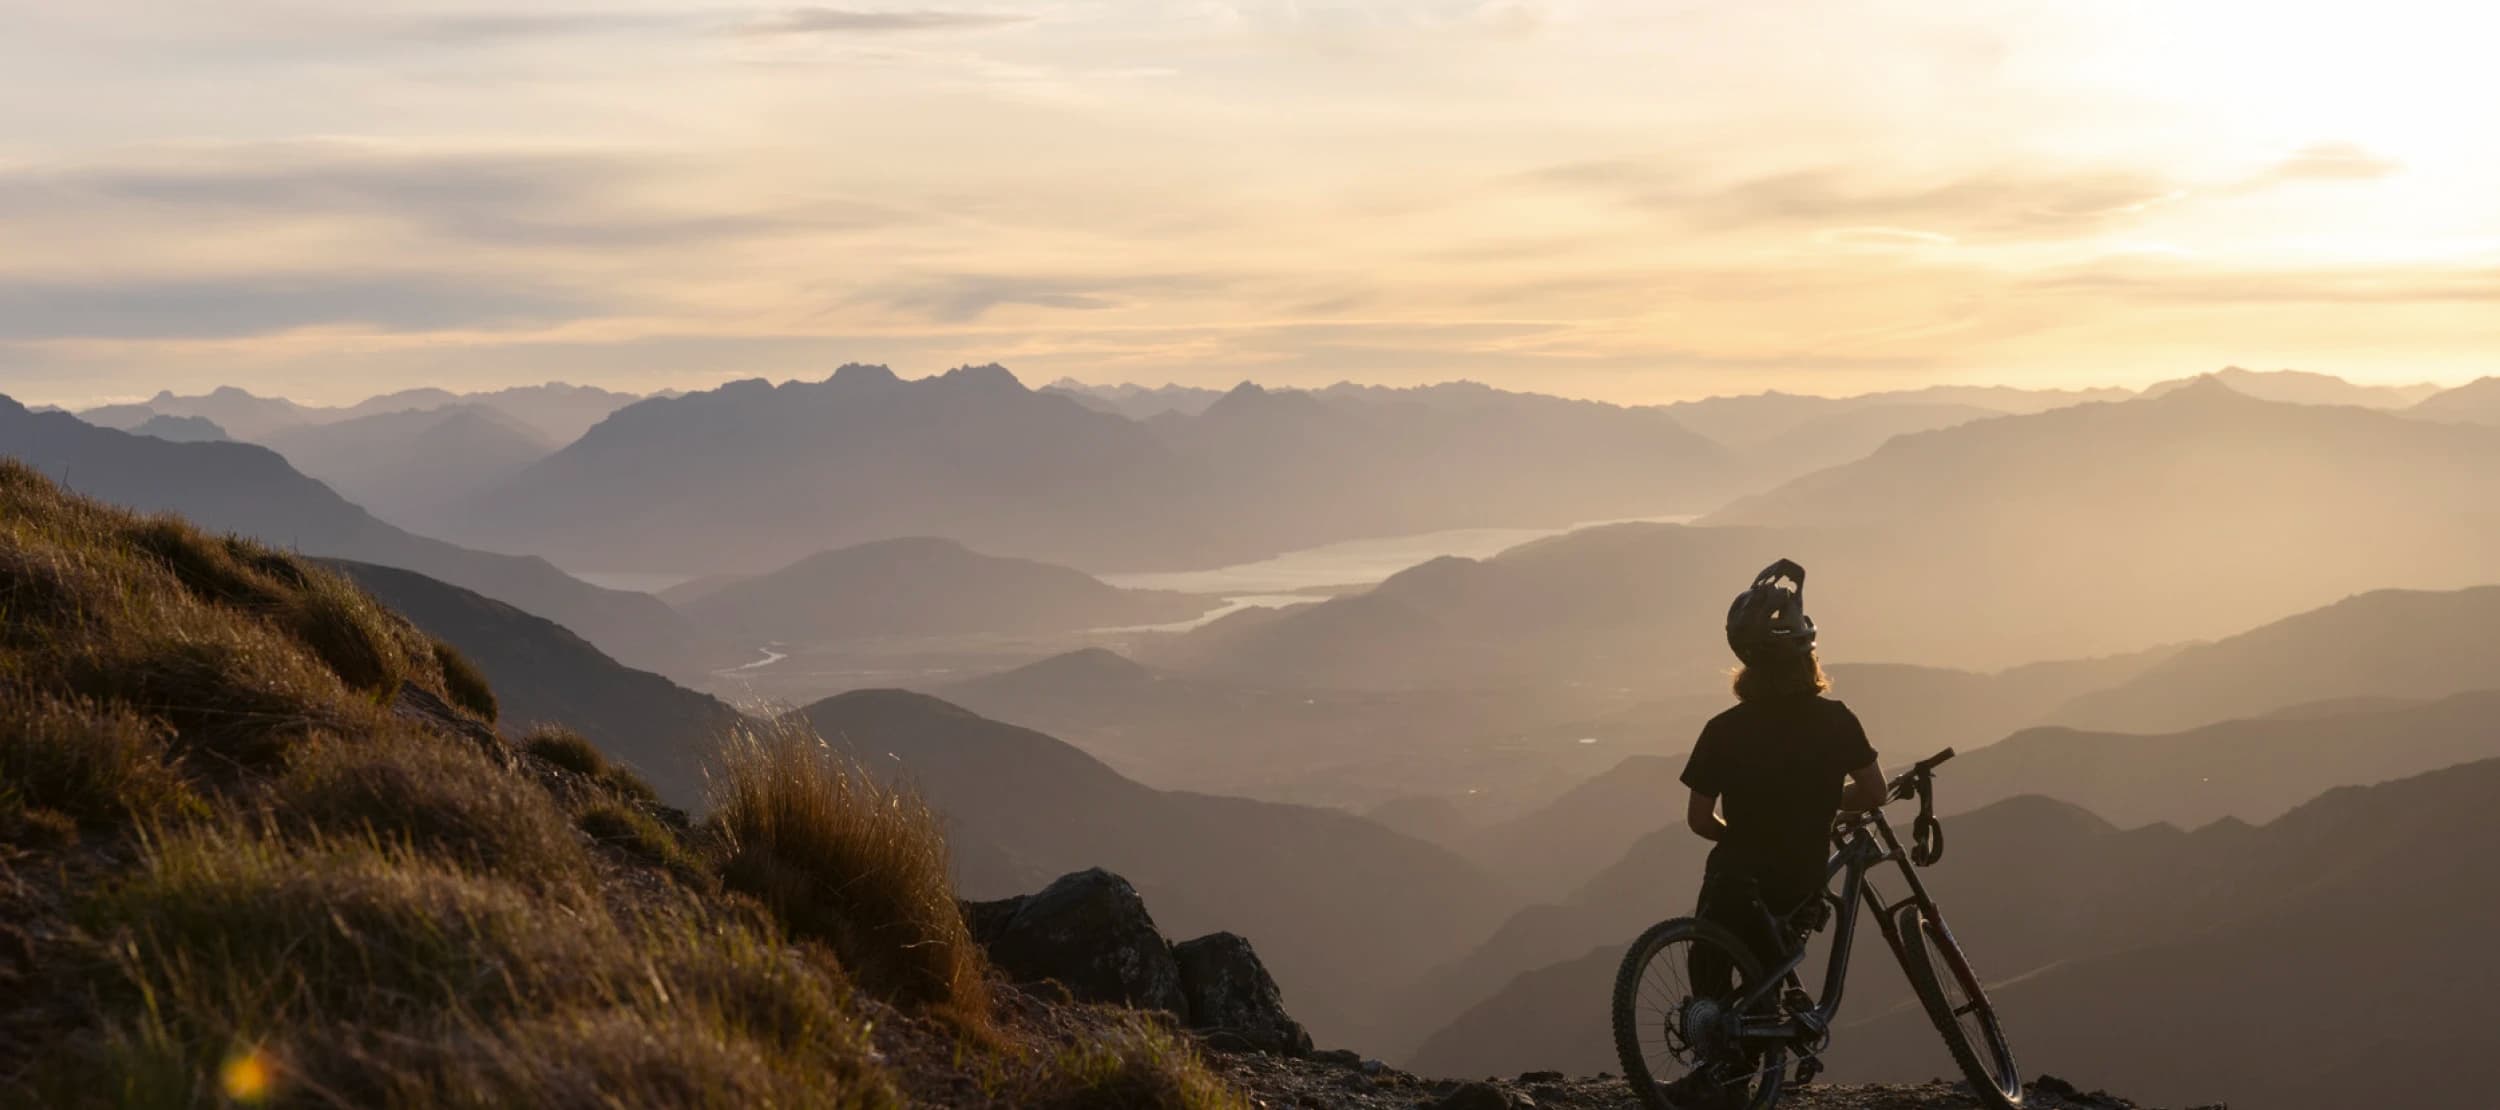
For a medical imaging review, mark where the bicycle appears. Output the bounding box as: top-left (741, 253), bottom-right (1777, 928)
top-left (1610, 748), bottom-right (2022, 1109)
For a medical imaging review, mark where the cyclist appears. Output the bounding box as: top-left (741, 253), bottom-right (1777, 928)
top-left (1669, 561), bottom-right (1888, 1104)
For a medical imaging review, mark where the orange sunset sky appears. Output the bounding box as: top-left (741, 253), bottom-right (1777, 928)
top-left (2, 0), bottom-right (2494, 406)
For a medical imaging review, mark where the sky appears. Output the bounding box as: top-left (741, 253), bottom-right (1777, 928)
top-left (1, 0), bottom-right (2496, 408)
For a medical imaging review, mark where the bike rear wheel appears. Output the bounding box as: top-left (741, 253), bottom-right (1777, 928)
top-left (1611, 917), bottom-right (1787, 1110)
top-left (1892, 904), bottom-right (2023, 1108)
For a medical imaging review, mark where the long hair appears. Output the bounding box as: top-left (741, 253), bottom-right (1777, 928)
top-left (1731, 650), bottom-right (1831, 703)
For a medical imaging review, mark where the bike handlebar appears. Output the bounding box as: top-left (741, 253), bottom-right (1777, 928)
top-left (1886, 747), bottom-right (1955, 801)
top-left (1871, 747), bottom-right (1955, 866)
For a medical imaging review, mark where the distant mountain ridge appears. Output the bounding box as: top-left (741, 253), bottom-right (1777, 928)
top-left (261, 404), bottom-right (555, 535)
top-left (2051, 584), bottom-right (2500, 733)
top-left (457, 365), bottom-right (1736, 577)
top-left (78, 381), bottom-right (648, 445)
top-left (2140, 365), bottom-right (2443, 408)
top-left (2411, 375), bottom-right (2500, 425)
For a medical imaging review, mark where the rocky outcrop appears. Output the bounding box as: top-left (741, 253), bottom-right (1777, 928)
top-left (964, 869), bottom-right (1310, 1056)
top-left (1175, 932), bottom-right (1314, 1056)
top-left (965, 869), bottom-right (1186, 1015)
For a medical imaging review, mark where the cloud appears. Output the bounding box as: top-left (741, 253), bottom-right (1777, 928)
top-left (0, 145), bottom-right (895, 249)
top-left (747, 8), bottom-right (1035, 36)
top-left (864, 272), bottom-right (1234, 323)
top-left (390, 13), bottom-right (696, 45)
top-left (1525, 159), bottom-right (2181, 240)
top-left (0, 274), bottom-right (598, 341)
top-left (2252, 141), bottom-right (2403, 185)
top-left (2023, 260), bottom-right (2500, 304)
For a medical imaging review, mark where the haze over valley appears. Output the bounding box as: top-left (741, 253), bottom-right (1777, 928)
top-left (11, 3), bottom-right (2500, 1103)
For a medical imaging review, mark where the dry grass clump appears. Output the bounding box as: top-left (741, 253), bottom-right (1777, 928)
top-left (1015, 1013), bottom-right (1251, 1110)
top-left (0, 689), bottom-right (202, 836)
top-left (56, 831), bottom-right (898, 1109)
top-left (526, 725), bottom-right (663, 804)
top-left (709, 721), bottom-right (990, 1022)
top-left (434, 640), bottom-right (500, 722)
top-left (578, 801), bottom-right (704, 880)
top-left (277, 727), bottom-right (590, 885)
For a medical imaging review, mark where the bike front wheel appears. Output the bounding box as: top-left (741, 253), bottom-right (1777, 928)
top-left (1893, 904), bottom-right (2023, 1108)
top-left (1611, 916), bottom-right (1787, 1110)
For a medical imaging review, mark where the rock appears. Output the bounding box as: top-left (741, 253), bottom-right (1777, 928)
top-left (1517, 1071), bottom-right (1564, 1084)
top-left (1174, 931), bottom-right (1315, 1056)
top-left (1310, 1048), bottom-right (1362, 1068)
top-left (961, 869), bottom-right (1184, 1015)
top-left (1429, 1080), bottom-right (1516, 1110)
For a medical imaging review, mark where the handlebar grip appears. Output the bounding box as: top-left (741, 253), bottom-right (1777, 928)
top-left (1914, 748), bottom-right (1956, 773)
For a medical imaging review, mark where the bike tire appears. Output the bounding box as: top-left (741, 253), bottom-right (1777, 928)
top-left (1892, 904), bottom-right (2024, 1108)
top-left (1611, 916), bottom-right (1787, 1110)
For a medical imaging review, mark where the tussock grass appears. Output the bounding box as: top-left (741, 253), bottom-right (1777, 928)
top-left (527, 725), bottom-right (664, 804)
top-left (709, 721), bottom-right (990, 1021)
top-left (578, 801), bottom-right (703, 879)
top-left (1018, 1014), bottom-right (1250, 1110)
top-left (434, 640), bottom-right (499, 722)
top-left (278, 727), bottom-right (590, 885)
top-left (0, 689), bottom-right (201, 833)
top-left (60, 831), bottom-right (897, 1109)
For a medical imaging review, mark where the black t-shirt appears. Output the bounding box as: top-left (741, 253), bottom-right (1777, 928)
top-left (1680, 696), bottom-right (1878, 905)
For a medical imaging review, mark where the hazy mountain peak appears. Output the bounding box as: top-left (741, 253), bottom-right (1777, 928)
top-left (939, 363), bottom-right (1024, 391)
top-left (830, 363), bottom-right (901, 386)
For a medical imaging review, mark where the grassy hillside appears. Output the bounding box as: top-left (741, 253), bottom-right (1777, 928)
top-left (0, 462), bottom-right (1239, 1108)
top-left (325, 559), bottom-right (744, 809)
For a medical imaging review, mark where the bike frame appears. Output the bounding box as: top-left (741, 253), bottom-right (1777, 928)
top-left (1727, 806), bottom-right (1941, 1049)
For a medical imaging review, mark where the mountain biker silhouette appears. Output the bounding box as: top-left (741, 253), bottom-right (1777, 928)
top-left (1670, 560), bottom-right (1888, 1107)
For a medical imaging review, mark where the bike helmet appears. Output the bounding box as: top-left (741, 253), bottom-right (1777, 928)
top-left (1726, 559), bottom-right (1816, 664)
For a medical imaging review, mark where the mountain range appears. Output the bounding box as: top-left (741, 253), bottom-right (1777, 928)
top-left (453, 365), bottom-right (1737, 577)
top-left (78, 382), bottom-right (649, 445)
top-left (1153, 380), bottom-right (2500, 689)
top-left (262, 405), bottom-right (556, 535)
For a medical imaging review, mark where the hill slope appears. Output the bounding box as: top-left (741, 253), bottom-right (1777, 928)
top-left (2052, 585), bottom-right (2500, 732)
top-left (1946, 689), bottom-right (2500, 828)
top-left (326, 559), bottom-right (743, 808)
top-left (2410, 375), bottom-right (2500, 425)
top-left (1698, 382), bottom-right (2500, 665)
top-left (2, 395), bottom-right (704, 676)
top-left (681, 538), bottom-right (1214, 644)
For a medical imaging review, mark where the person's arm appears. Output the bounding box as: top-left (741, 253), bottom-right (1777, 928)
top-left (1839, 759), bottom-right (1887, 814)
top-left (1686, 789), bottom-right (1726, 843)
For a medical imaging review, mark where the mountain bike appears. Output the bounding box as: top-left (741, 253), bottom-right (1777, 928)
top-left (1610, 749), bottom-right (2022, 1109)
